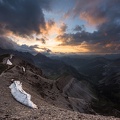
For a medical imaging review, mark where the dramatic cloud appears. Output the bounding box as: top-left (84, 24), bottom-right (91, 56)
top-left (64, 0), bottom-right (120, 28)
top-left (56, 0), bottom-right (120, 53)
top-left (0, 0), bottom-right (51, 36)
top-left (41, 19), bottom-right (56, 35)
top-left (36, 36), bottom-right (48, 44)
top-left (56, 29), bottom-right (120, 53)
top-left (38, 38), bottom-right (46, 44)
top-left (0, 0), bottom-right (120, 54)
top-left (0, 36), bottom-right (39, 54)
top-left (59, 23), bottom-right (67, 34)
top-left (39, 47), bottom-right (52, 55)
top-left (0, 36), bottom-right (18, 49)
top-left (56, 31), bottom-right (91, 45)
top-left (65, 0), bottom-right (107, 26)
top-left (47, 19), bottom-right (55, 28)
top-left (73, 25), bottom-right (85, 32)
top-left (19, 44), bottom-right (39, 54)
top-left (40, 47), bottom-right (52, 53)
top-left (73, 25), bottom-right (82, 32)
top-left (40, 19), bottom-right (67, 39)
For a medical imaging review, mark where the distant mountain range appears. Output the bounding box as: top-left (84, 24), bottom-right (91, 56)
top-left (0, 47), bottom-right (120, 117)
top-left (0, 51), bottom-right (97, 119)
top-left (53, 55), bottom-right (120, 84)
top-left (0, 47), bottom-right (89, 80)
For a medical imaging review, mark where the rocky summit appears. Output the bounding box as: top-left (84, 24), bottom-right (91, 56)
top-left (0, 53), bottom-right (119, 120)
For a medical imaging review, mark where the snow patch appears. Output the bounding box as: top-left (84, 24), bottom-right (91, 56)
top-left (9, 81), bottom-right (37, 109)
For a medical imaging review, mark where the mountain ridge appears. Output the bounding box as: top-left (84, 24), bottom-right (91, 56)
top-left (0, 53), bottom-right (102, 120)
top-left (0, 49), bottom-right (120, 119)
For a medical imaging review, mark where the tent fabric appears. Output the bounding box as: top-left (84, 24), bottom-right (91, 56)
top-left (9, 81), bottom-right (37, 109)
top-left (7, 59), bottom-right (12, 65)
top-left (22, 67), bottom-right (26, 72)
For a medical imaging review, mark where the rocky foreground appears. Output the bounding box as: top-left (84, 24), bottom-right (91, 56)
top-left (0, 55), bottom-right (119, 120)
top-left (0, 81), bottom-right (119, 120)
top-left (0, 70), bottom-right (119, 120)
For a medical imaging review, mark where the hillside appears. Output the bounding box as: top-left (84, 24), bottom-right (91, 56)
top-left (0, 47), bottom-right (87, 80)
top-left (0, 54), bottom-right (119, 119)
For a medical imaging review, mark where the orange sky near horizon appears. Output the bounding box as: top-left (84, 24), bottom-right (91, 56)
top-left (8, 21), bottom-right (90, 54)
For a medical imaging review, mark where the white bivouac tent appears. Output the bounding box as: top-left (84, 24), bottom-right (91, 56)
top-left (9, 81), bottom-right (37, 109)
top-left (7, 59), bottom-right (12, 66)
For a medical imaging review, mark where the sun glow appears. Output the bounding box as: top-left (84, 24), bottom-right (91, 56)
top-left (8, 19), bottom-right (90, 54)
top-left (9, 33), bottom-right (91, 53)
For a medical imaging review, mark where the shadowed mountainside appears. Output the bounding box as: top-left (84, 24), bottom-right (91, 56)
top-left (0, 54), bottom-right (100, 119)
top-left (0, 49), bottom-right (120, 119)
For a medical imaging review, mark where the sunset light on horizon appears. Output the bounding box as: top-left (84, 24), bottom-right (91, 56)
top-left (0, 0), bottom-right (119, 55)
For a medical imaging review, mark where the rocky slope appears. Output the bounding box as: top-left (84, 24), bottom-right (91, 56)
top-left (0, 54), bottom-right (119, 120)
top-left (0, 47), bottom-right (89, 80)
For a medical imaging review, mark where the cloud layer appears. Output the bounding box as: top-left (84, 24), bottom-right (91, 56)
top-left (0, 0), bottom-right (53, 54)
top-left (0, 0), bottom-right (120, 54)
top-left (0, 0), bottom-right (51, 36)
top-left (56, 0), bottom-right (120, 53)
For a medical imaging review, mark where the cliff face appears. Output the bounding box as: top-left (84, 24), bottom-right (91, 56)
top-left (56, 75), bottom-right (97, 113)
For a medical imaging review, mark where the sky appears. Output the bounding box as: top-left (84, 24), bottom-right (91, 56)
top-left (0, 0), bottom-right (120, 55)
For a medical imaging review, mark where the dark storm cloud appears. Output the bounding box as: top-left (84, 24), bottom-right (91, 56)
top-left (19, 44), bottom-right (39, 54)
top-left (41, 48), bottom-right (52, 53)
top-left (57, 0), bottom-right (120, 53)
top-left (39, 47), bottom-right (51, 52)
top-left (73, 25), bottom-right (82, 32)
top-left (36, 36), bottom-right (48, 44)
top-left (39, 47), bottom-right (52, 55)
top-left (0, 36), bottom-right (39, 54)
top-left (69, 0), bottom-right (120, 34)
top-left (73, 25), bottom-right (85, 32)
top-left (57, 31), bottom-right (91, 45)
top-left (57, 30), bottom-right (120, 53)
top-left (0, 36), bottom-right (18, 49)
top-left (0, 0), bottom-right (51, 36)
top-left (39, 38), bottom-right (46, 44)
